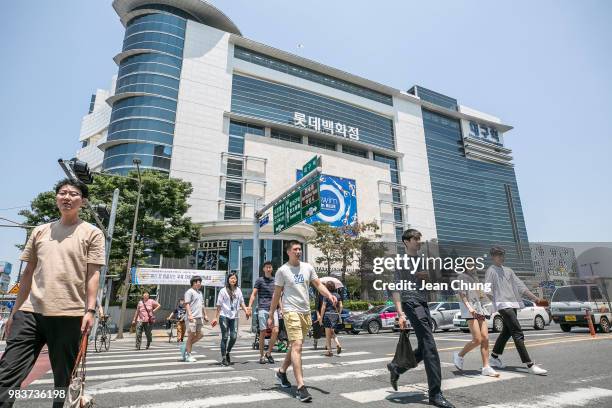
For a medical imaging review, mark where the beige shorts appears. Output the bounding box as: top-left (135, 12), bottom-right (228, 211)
top-left (284, 311), bottom-right (312, 342)
top-left (187, 318), bottom-right (203, 334)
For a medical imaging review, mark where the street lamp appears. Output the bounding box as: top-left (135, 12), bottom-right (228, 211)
top-left (117, 158), bottom-right (143, 339)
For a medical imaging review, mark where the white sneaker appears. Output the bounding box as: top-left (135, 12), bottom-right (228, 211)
top-left (453, 352), bottom-right (464, 370)
top-left (490, 356), bottom-right (506, 368)
top-left (528, 364), bottom-right (547, 375)
top-left (481, 366), bottom-right (500, 377)
top-left (186, 354), bottom-right (197, 363)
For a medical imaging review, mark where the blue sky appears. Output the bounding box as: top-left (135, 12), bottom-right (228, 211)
top-left (1, 1), bottom-right (610, 282)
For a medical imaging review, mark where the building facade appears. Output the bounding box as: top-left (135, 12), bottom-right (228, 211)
top-left (530, 243), bottom-right (578, 298)
top-left (78, 0), bottom-right (533, 303)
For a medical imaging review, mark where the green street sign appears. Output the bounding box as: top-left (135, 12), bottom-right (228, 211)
top-left (273, 178), bottom-right (321, 234)
top-left (301, 178), bottom-right (320, 219)
top-left (302, 155), bottom-right (319, 176)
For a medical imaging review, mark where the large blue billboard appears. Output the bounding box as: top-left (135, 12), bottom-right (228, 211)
top-left (296, 170), bottom-right (357, 227)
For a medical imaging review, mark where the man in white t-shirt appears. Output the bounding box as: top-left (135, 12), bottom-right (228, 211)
top-left (181, 276), bottom-right (209, 362)
top-left (268, 240), bottom-right (336, 403)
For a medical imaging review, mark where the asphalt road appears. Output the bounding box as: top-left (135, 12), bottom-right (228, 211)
top-left (14, 324), bottom-right (612, 407)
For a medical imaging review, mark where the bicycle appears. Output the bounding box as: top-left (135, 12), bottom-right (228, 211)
top-left (94, 315), bottom-right (111, 352)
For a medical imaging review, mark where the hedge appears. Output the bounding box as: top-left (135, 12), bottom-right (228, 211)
top-left (309, 300), bottom-right (389, 311)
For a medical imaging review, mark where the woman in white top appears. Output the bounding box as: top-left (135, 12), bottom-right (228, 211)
top-left (212, 272), bottom-right (250, 366)
top-left (453, 267), bottom-right (499, 377)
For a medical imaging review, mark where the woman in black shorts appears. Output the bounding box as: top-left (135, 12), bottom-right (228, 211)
top-left (318, 281), bottom-right (343, 357)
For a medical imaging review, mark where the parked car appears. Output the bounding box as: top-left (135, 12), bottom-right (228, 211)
top-left (391, 302), bottom-right (460, 332)
top-left (343, 304), bottom-right (398, 334)
top-left (453, 300), bottom-right (551, 332)
top-left (429, 302), bottom-right (461, 332)
top-left (550, 284), bottom-right (611, 333)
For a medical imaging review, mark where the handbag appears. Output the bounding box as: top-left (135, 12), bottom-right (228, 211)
top-left (391, 330), bottom-right (417, 370)
top-left (142, 300), bottom-right (156, 324)
top-left (63, 335), bottom-right (94, 408)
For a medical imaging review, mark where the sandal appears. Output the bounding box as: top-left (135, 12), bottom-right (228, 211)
top-left (325, 351), bottom-right (333, 357)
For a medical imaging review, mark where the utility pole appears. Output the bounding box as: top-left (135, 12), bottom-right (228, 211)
top-left (116, 159), bottom-right (143, 339)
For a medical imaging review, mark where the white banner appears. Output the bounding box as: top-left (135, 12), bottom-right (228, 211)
top-left (131, 268), bottom-right (226, 287)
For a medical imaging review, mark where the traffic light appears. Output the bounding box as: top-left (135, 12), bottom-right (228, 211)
top-left (69, 158), bottom-right (94, 184)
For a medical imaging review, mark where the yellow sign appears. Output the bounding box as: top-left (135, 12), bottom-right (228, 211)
top-left (7, 283), bottom-right (19, 295)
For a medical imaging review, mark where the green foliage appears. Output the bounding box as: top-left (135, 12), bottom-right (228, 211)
top-left (18, 170), bottom-right (199, 300)
top-left (343, 300), bottom-right (387, 311)
top-left (308, 222), bottom-right (342, 276)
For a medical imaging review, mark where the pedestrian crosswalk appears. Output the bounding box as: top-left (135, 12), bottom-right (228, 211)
top-left (26, 337), bottom-right (612, 408)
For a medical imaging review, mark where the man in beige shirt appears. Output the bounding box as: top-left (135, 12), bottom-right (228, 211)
top-left (0, 179), bottom-right (105, 407)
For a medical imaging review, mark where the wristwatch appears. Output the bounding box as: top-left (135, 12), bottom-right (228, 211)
top-left (86, 309), bottom-right (96, 315)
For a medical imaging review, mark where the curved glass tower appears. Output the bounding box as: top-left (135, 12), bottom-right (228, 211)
top-left (102, 1), bottom-right (241, 174)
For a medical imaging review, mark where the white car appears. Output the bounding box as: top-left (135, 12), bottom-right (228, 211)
top-left (453, 300), bottom-right (551, 332)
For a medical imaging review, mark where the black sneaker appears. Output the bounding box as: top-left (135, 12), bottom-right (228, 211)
top-left (221, 357), bottom-right (229, 366)
top-left (266, 353), bottom-right (275, 364)
top-left (296, 386), bottom-right (312, 402)
top-left (226, 353), bottom-right (231, 364)
top-left (275, 370), bottom-right (291, 388)
top-left (387, 363), bottom-right (399, 391)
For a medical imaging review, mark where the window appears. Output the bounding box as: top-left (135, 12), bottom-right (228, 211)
top-left (228, 121), bottom-right (264, 154)
top-left (271, 129), bottom-right (302, 144)
top-left (81, 140), bottom-right (89, 148)
top-left (374, 154), bottom-right (399, 184)
top-left (590, 287), bottom-right (604, 301)
top-left (231, 75), bottom-right (395, 151)
top-left (393, 207), bottom-right (403, 224)
top-left (342, 145), bottom-right (367, 158)
top-left (225, 181), bottom-right (242, 202)
top-left (308, 137), bottom-right (336, 151)
top-left (395, 227), bottom-right (403, 243)
top-left (523, 300), bottom-right (533, 307)
top-left (224, 205), bottom-right (241, 220)
top-left (234, 46), bottom-right (393, 105)
top-left (392, 188), bottom-right (402, 203)
top-left (226, 158), bottom-right (243, 178)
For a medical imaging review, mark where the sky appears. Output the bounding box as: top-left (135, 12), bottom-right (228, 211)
top-left (1, 1), bottom-right (611, 282)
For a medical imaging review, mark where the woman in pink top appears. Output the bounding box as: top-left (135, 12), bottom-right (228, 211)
top-left (132, 292), bottom-right (161, 350)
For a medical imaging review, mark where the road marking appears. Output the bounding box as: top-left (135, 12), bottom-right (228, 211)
top-left (473, 386), bottom-right (612, 408)
top-left (341, 371), bottom-right (524, 403)
top-left (301, 351), bottom-right (369, 360)
top-left (82, 359), bottom-right (218, 372)
top-left (87, 350), bottom-right (180, 360)
top-left (89, 375), bottom-right (257, 395)
top-left (32, 366), bottom-right (234, 385)
top-left (118, 391), bottom-right (288, 408)
top-left (307, 368), bottom-right (389, 382)
top-left (87, 355), bottom-right (193, 365)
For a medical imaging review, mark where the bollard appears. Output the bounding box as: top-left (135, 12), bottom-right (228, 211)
top-left (585, 308), bottom-right (596, 337)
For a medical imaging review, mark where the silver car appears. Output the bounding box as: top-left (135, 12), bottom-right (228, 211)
top-left (429, 302), bottom-right (461, 332)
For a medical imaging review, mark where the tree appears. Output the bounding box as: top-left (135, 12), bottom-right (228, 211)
top-left (336, 221), bottom-right (381, 283)
top-left (18, 170), bottom-right (199, 302)
top-left (307, 222), bottom-right (342, 276)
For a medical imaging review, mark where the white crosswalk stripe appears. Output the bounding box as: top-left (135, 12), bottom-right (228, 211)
top-left (89, 375), bottom-right (258, 395)
top-left (473, 386), bottom-right (612, 408)
top-left (341, 371), bottom-right (525, 403)
top-left (32, 366), bottom-right (234, 385)
top-left (118, 391), bottom-right (289, 408)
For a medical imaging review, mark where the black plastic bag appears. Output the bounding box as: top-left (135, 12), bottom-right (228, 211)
top-left (391, 330), bottom-right (417, 369)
